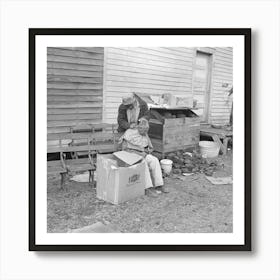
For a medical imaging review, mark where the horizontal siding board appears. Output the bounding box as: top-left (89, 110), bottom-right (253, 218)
top-left (47, 68), bottom-right (103, 78)
top-left (105, 80), bottom-right (191, 92)
top-left (47, 75), bottom-right (103, 84)
top-left (47, 62), bottom-right (103, 72)
top-left (47, 95), bottom-right (103, 102)
top-left (109, 47), bottom-right (193, 66)
top-left (107, 52), bottom-right (192, 71)
top-left (48, 120), bottom-right (102, 128)
top-left (106, 87), bottom-right (191, 96)
top-left (47, 89), bottom-right (102, 96)
top-left (140, 47), bottom-right (195, 60)
top-left (58, 47), bottom-right (104, 54)
top-left (105, 75), bottom-right (191, 87)
top-left (48, 108), bottom-right (103, 115)
top-left (47, 82), bottom-right (103, 90)
top-left (106, 69), bottom-right (192, 83)
top-left (107, 59), bottom-right (192, 75)
top-left (164, 47), bottom-right (195, 55)
top-left (48, 113), bottom-right (101, 121)
top-left (47, 102), bottom-right (103, 108)
top-left (47, 54), bottom-right (104, 66)
top-left (105, 64), bottom-right (192, 78)
top-left (47, 48), bottom-right (104, 60)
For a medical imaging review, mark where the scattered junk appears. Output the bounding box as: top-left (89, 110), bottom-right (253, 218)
top-left (96, 151), bottom-right (146, 205)
top-left (164, 150), bottom-right (219, 177)
top-left (206, 176), bottom-right (233, 185)
top-left (199, 141), bottom-right (220, 158)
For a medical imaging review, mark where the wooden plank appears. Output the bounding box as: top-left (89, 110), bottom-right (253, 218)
top-left (108, 48), bottom-right (193, 66)
top-left (106, 75), bottom-right (191, 87)
top-left (48, 120), bottom-right (104, 127)
top-left (67, 47), bottom-right (104, 54)
top-left (163, 47), bottom-right (195, 56)
top-left (47, 132), bottom-right (116, 141)
top-left (107, 52), bottom-right (193, 71)
top-left (106, 64), bottom-right (192, 78)
top-left (47, 108), bottom-right (103, 115)
top-left (47, 95), bottom-right (102, 102)
top-left (47, 89), bottom-right (102, 96)
top-left (106, 69), bottom-right (192, 83)
top-left (105, 80), bottom-right (191, 92)
top-left (47, 61), bottom-right (103, 72)
top-left (47, 113), bottom-right (101, 121)
top-left (47, 103), bottom-right (102, 109)
top-left (139, 47), bottom-right (195, 60)
top-left (212, 135), bottom-right (227, 155)
top-left (142, 47), bottom-right (195, 59)
top-left (47, 143), bottom-right (117, 153)
top-left (47, 75), bottom-right (103, 84)
top-left (47, 82), bottom-right (102, 90)
top-left (47, 55), bottom-right (104, 66)
top-left (105, 87), bottom-right (192, 96)
top-left (107, 58), bottom-right (192, 76)
top-left (47, 48), bottom-right (104, 60)
top-left (47, 68), bottom-right (103, 78)
top-left (215, 47), bottom-right (233, 54)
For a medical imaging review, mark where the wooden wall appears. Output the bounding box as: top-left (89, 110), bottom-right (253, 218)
top-left (103, 47), bottom-right (233, 125)
top-left (102, 47), bottom-right (194, 123)
top-left (47, 47), bottom-right (104, 139)
top-left (208, 47), bottom-right (233, 125)
top-left (46, 47), bottom-right (232, 141)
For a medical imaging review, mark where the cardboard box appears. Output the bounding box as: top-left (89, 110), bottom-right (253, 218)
top-left (96, 152), bottom-right (146, 204)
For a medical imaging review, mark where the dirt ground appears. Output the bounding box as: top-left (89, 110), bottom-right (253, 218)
top-left (47, 152), bottom-right (232, 233)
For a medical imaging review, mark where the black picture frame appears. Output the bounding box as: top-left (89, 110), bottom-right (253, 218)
top-left (29, 28), bottom-right (251, 251)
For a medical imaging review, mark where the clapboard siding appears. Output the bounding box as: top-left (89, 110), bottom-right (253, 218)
top-left (103, 47), bottom-right (194, 123)
top-left (209, 47), bottom-right (233, 125)
top-left (47, 47), bottom-right (104, 139)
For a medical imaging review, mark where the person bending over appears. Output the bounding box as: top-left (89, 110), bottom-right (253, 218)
top-left (117, 93), bottom-right (150, 133)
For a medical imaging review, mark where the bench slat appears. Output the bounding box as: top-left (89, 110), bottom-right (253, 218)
top-left (48, 143), bottom-right (117, 153)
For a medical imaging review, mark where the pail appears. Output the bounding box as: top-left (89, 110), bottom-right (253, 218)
top-left (199, 141), bottom-right (220, 158)
top-left (160, 159), bottom-right (173, 174)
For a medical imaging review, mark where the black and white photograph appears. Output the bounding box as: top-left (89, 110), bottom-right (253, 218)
top-left (29, 29), bottom-right (251, 250)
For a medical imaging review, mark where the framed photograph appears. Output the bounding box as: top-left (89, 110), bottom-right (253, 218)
top-left (29, 28), bottom-right (251, 251)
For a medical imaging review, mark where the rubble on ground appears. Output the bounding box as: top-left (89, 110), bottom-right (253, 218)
top-left (164, 150), bottom-right (220, 177)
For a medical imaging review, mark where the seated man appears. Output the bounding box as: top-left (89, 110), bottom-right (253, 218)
top-left (119, 119), bottom-right (169, 197)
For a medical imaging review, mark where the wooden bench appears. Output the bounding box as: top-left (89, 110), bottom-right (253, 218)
top-left (47, 124), bottom-right (120, 188)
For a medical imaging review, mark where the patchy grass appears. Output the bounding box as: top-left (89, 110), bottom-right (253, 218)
top-left (47, 152), bottom-right (232, 233)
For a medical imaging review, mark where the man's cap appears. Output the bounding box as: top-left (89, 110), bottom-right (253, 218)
top-left (122, 93), bottom-right (135, 106)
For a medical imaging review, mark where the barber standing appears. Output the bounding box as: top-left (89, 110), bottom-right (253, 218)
top-left (117, 93), bottom-right (150, 133)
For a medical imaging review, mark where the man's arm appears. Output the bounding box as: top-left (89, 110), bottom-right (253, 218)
top-left (139, 100), bottom-right (150, 121)
top-left (117, 105), bottom-right (130, 131)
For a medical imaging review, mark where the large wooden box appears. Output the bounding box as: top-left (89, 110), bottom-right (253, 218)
top-left (148, 108), bottom-right (200, 155)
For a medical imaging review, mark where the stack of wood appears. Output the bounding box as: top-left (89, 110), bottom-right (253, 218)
top-left (165, 150), bottom-right (218, 176)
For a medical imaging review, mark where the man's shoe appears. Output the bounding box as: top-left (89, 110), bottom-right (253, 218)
top-left (158, 185), bottom-right (170, 193)
top-left (145, 188), bottom-right (158, 198)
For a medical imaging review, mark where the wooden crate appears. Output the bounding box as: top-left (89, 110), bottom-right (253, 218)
top-left (148, 109), bottom-right (200, 156)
